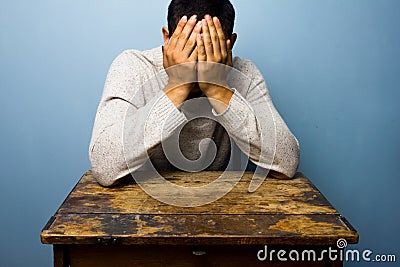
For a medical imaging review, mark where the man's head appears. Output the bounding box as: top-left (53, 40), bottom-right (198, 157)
top-left (163, 0), bottom-right (236, 40)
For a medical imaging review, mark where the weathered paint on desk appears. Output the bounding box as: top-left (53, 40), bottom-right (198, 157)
top-left (41, 171), bottom-right (358, 246)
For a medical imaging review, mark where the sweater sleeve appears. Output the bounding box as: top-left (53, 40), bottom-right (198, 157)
top-left (89, 51), bottom-right (187, 186)
top-left (213, 61), bottom-right (300, 178)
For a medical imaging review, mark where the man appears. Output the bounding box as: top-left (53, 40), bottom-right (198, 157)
top-left (89, 0), bottom-right (300, 187)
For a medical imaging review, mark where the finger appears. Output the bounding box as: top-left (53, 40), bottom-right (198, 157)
top-left (201, 18), bottom-right (213, 57)
top-left (226, 39), bottom-right (233, 66)
top-left (169, 16), bottom-right (188, 47)
top-left (183, 20), bottom-right (202, 58)
top-left (189, 45), bottom-right (198, 62)
top-left (206, 15), bottom-right (221, 56)
top-left (213, 17), bottom-right (227, 57)
top-left (197, 34), bottom-right (207, 62)
top-left (176, 15), bottom-right (198, 51)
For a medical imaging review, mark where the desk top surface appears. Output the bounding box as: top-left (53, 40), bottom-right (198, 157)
top-left (41, 171), bottom-right (358, 246)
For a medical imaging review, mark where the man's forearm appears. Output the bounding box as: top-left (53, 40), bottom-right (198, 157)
top-left (204, 84), bottom-right (234, 114)
top-left (164, 82), bottom-right (193, 108)
top-left (164, 82), bottom-right (234, 112)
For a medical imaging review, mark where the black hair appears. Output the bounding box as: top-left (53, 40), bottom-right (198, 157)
top-left (167, 0), bottom-right (235, 39)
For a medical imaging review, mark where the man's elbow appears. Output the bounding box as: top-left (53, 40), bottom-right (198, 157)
top-left (272, 135), bottom-right (300, 179)
top-left (284, 135), bottom-right (301, 178)
top-left (90, 164), bottom-right (122, 187)
top-left (89, 150), bottom-right (125, 187)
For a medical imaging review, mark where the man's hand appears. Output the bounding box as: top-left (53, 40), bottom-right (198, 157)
top-left (163, 15), bottom-right (202, 107)
top-left (197, 15), bottom-right (234, 112)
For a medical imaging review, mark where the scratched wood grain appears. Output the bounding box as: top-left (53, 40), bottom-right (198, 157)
top-left (41, 171), bottom-right (358, 246)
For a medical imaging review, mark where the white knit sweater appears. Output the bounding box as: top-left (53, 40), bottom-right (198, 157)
top-left (89, 46), bottom-right (300, 186)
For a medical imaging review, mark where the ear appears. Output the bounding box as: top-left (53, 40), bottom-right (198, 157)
top-left (162, 26), bottom-right (170, 45)
top-left (230, 33), bottom-right (238, 48)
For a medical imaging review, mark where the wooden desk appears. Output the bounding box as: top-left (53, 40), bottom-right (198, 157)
top-left (41, 171), bottom-right (358, 266)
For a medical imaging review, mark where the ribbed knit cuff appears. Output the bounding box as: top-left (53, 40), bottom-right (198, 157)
top-left (212, 90), bottom-right (254, 133)
top-left (149, 91), bottom-right (188, 134)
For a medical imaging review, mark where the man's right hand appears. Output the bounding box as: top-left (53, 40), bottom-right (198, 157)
top-left (163, 15), bottom-right (201, 107)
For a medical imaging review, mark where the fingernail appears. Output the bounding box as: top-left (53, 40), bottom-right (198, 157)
top-left (190, 14), bottom-right (197, 21)
top-left (196, 21), bottom-right (202, 28)
top-left (213, 17), bottom-right (219, 23)
top-left (181, 15), bottom-right (187, 22)
top-left (202, 19), bottom-right (207, 26)
top-left (205, 14), bottom-right (211, 20)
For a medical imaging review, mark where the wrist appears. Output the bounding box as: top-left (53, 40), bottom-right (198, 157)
top-left (204, 85), bottom-right (234, 115)
top-left (165, 80), bottom-right (192, 93)
top-left (204, 84), bottom-right (233, 103)
top-left (164, 82), bottom-right (193, 108)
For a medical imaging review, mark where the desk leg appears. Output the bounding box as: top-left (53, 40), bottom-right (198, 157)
top-left (53, 245), bottom-right (69, 267)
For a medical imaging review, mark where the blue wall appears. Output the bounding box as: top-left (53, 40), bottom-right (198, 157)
top-left (1, 1), bottom-right (399, 266)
